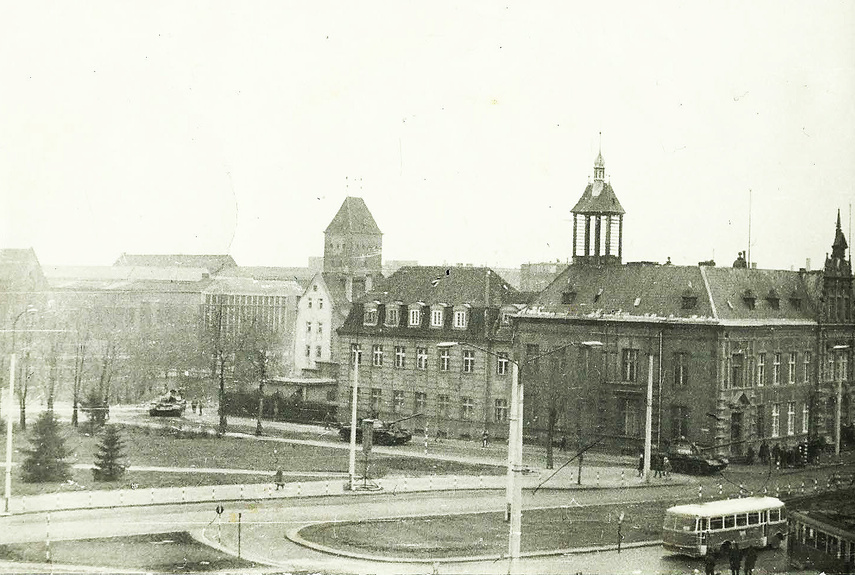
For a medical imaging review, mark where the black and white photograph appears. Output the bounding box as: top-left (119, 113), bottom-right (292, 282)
top-left (1, 2), bottom-right (854, 574)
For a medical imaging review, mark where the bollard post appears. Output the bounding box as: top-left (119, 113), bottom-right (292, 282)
top-left (814, 478), bottom-right (818, 492)
top-left (478, 476), bottom-right (483, 489)
top-left (182, 487), bottom-right (187, 503)
top-left (404, 477), bottom-right (409, 491)
top-left (89, 492), bottom-right (93, 508)
top-left (429, 476), bottom-right (433, 491)
top-left (800, 481), bottom-right (805, 494)
top-left (325, 481), bottom-right (330, 495)
top-left (240, 485), bottom-right (245, 500)
top-left (212, 486), bottom-right (216, 500)
top-left (45, 512), bottom-right (50, 564)
top-left (597, 471), bottom-right (600, 487)
top-left (454, 477), bottom-right (459, 490)
top-left (120, 491), bottom-right (124, 506)
top-left (776, 485), bottom-right (780, 497)
top-left (699, 486), bottom-right (703, 500)
top-left (718, 484), bottom-right (723, 497)
top-left (739, 484), bottom-right (744, 497)
top-left (297, 483), bottom-right (302, 496)
top-left (151, 488), bottom-right (155, 505)
top-left (621, 470), bottom-right (625, 486)
top-left (763, 486), bottom-right (768, 496)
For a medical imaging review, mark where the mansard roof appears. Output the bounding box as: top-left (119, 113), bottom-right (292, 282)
top-left (359, 265), bottom-right (525, 308)
top-left (571, 181), bottom-right (625, 215)
top-left (523, 262), bottom-right (817, 326)
top-left (324, 196), bottom-right (382, 235)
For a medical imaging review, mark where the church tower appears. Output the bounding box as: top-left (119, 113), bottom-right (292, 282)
top-left (323, 196), bottom-right (383, 299)
top-left (571, 141), bottom-right (625, 265)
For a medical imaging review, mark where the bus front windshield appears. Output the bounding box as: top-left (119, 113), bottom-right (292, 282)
top-left (665, 513), bottom-right (697, 532)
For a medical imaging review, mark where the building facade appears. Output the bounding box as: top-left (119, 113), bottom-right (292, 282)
top-left (336, 266), bottom-right (528, 438)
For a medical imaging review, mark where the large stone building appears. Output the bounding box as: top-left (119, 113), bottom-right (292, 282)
top-left (336, 265), bottom-right (529, 438)
top-left (514, 151), bottom-right (854, 457)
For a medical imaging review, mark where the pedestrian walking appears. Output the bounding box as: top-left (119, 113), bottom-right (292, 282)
top-left (704, 549), bottom-right (717, 575)
top-left (772, 443), bottom-right (781, 468)
top-left (198, 400), bottom-right (203, 416)
top-left (743, 545), bottom-right (757, 575)
top-left (191, 399), bottom-right (198, 415)
top-left (274, 469), bottom-right (284, 490)
top-left (729, 542), bottom-right (742, 575)
top-left (637, 453), bottom-right (644, 477)
top-left (663, 456), bottom-right (672, 480)
top-left (481, 429), bottom-right (489, 448)
top-left (759, 440), bottom-right (770, 465)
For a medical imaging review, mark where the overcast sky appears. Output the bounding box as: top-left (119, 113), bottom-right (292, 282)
top-left (2, 2), bottom-right (853, 272)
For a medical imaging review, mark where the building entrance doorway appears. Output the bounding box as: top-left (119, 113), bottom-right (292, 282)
top-left (731, 411), bottom-right (744, 455)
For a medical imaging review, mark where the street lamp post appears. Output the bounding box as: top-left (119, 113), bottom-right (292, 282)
top-left (348, 346), bottom-right (360, 490)
top-left (4, 305), bottom-right (37, 514)
top-left (439, 339), bottom-right (602, 565)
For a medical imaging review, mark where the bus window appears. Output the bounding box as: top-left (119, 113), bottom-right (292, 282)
top-left (710, 517), bottom-right (723, 531)
top-left (760, 510), bottom-right (767, 523)
top-left (778, 508), bottom-right (786, 520)
top-left (724, 515), bottom-right (735, 529)
top-left (829, 535), bottom-right (839, 558)
top-left (699, 517), bottom-right (708, 531)
top-left (674, 516), bottom-right (696, 532)
top-left (806, 527), bottom-right (816, 548)
top-left (735, 513), bottom-right (747, 527)
top-left (747, 512), bottom-right (760, 525)
top-left (818, 532), bottom-right (827, 552)
top-left (769, 509), bottom-right (780, 522)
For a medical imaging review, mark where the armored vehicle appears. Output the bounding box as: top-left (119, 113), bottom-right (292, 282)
top-left (148, 389), bottom-right (187, 417)
top-left (660, 439), bottom-right (729, 475)
top-left (338, 414), bottom-right (418, 446)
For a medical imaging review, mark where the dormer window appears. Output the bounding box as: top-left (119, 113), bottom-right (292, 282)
top-left (766, 289), bottom-right (780, 310)
top-left (409, 306), bottom-right (422, 327)
top-left (430, 307), bottom-right (444, 327)
top-left (386, 306), bottom-right (400, 327)
top-left (682, 289), bottom-right (698, 310)
top-left (562, 291), bottom-right (577, 304)
top-left (790, 292), bottom-right (803, 309)
top-left (453, 308), bottom-right (468, 329)
top-left (363, 307), bottom-right (378, 325)
top-left (742, 290), bottom-right (756, 310)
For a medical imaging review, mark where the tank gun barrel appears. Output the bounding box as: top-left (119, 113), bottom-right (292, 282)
top-left (388, 412), bottom-right (423, 426)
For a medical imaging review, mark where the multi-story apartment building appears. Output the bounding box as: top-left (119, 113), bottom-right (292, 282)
top-left (336, 265), bottom-right (529, 439)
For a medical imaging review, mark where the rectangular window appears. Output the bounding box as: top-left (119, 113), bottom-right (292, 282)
top-left (789, 352), bottom-right (797, 384)
top-left (315, 345), bottom-right (322, 358)
top-left (414, 391), bottom-right (427, 414)
top-left (364, 308), bottom-right (377, 324)
top-left (773, 353), bottom-right (781, 385)
top-left (317, 322), bottom-right (323, 336)
top-left (431, 309), bottom-right (443, 327)
top-left (350, 343), bottom-right (362, 365)
top-left (308, 298), bottom-right (313, 309)
top-left (439, 348), bottom-right (450, 371)
top-left (724, 515), bottom-right (735, 529)
top-left (393, 390), bottom-right (404, 413)
top-left (370, 388), bottom-right (382, 413)
top-left (670, 405), bottom-right (689, 439)
top-left (495, 399), bottom-right (509, 422)
top-left (731, 354), bottom-right (744, 388)
top-left (306, 322), bottom-right (312, 335)
top-left (463, 350), bottom-right (475, 373)
top-left (802, 404), bottom-right (810, 434)
top-left (438, 394), bottom-right (450, 418)
top-left (838, 350), bottom-right (849, 382)
top-left (772, 404), bottom-right (780, 437)
top-left (757, 353), bottom-right (766, 387)
top-left (787, 401), bottom-right (796, 436)
top-left (416, 347), bottom-right (428, 370)
top-left (804, 351), bottom-right (812, 384)
top-left (497, 352), bottom-right (509, 375)
top-left (372, 345), bottom-right (383, 367)
top-left (710, 517), bottom-right (723, 531)
top-left (409, 308), bottom-right (421, 326)
top-left (454, 310), bottom-right (467, 329)
top-left (622, 349), bottom-right (639, 382)
top-left (386, 308), bottom-right (399, 326)
top-left (305, 345), bottom-right (311, 358)
top-left (318, 298), bottom-right (324, 309)
top-left (461, 397), bottom-right (474, 420)
top-left (674, 352), bottom-right (688, 387)
top-left (619, 398), bottom-right (640, 436)
top-left (395, 346), bottom-right (406, 368)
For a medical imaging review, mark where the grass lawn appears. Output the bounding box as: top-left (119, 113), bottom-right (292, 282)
top-left (2, 421), bottom-right (502, 497)
top-left (0, 531), bottom-right (258, 572)
top-left (299, 500), bottom-right (667, 558)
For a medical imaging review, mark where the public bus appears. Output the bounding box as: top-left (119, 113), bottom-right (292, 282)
top-left (788, 509), bottom-right (855, 573)
top-left (662, 496), bottom-right (787, 557)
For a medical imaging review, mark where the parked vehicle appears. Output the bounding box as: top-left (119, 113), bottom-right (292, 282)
top-left (338, 414), bottom-right (418, 446)
top-left (662, 496), bottom-right (786, 558)
top-left (148, 389), bottom-right (187, 417)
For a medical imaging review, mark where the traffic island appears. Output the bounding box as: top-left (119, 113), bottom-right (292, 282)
top-left (290, 500), bottom-right (668, 562)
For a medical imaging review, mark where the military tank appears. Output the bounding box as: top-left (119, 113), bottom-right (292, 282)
top-left (338, 414), bottom-right (419, 446)
top-left (148, 389), bottom-right (187, 417)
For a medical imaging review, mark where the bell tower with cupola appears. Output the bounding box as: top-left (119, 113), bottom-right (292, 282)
top-left (571, 137), bottom-right (625, 265)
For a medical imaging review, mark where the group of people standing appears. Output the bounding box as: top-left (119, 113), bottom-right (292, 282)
top-left (755, 437), bottom-right (824, 468)
top-left (705, 543), bottom-right (758, 575)
top-left (636, 453), bottom-right (672, 478)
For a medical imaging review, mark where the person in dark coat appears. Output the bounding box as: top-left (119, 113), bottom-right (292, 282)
top-left (704, 549), bottom-right (717, 575)
top-left (274, 469), bottom-right (284, 490)
top-left (637, 453), bottom-right (644, 477)
top-left (743, 545), bottom-right (757, 575)
top-left (729, 542), bottom-right (742, 575)
top-left (771, 443), bottom-right (782, 467)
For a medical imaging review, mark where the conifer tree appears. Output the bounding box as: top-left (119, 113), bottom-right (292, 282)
top-left (21, 411), bottom-right (72, 483)
top-left (93, 424), bottom-right (127, 481)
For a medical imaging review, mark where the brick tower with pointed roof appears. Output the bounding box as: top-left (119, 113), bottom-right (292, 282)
top-left (821, 209), bottom-right (852, 324)
top-left (571, 140), bottom-right (625, 265)
top-left (323, 196), bottom-right (383, 300)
